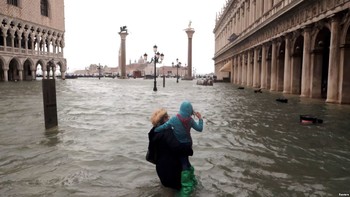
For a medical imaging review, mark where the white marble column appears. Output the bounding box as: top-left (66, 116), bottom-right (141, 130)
top-left (233, 56), bottom-right (237, 84)
top-left (270, 41), bottom-right (277, 91)
top-left (247, 51), bottom-right (252, 86)
top-left (301, 27), bottom-right (312, 97)
top-left (238, 55), bottom-right (242, 84)
top-left (326, 16), bottom-right (341, 103)
top-left (283, 34), bottom-right (292, 94)
top-left (242, 53), bottom-right (247, 85)
top-left (3, 69), bottom-right (8, 82)
top-left (253, 47), bottom-right (259, 87)
top-left (261, 44), bottom-right (267, 88)
top-left (119, 31), bottom-right (128, 79)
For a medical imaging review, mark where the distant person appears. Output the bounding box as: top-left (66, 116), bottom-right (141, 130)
top-left (155, 101), bottom-right (203, 196)
top-left (146, 108), bottom-right (193, 191)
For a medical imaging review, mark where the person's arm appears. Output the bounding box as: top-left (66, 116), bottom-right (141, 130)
top-left (154, 121), bottom-right (172, 132)
top-left (191, 112), bottom-right (203, 132)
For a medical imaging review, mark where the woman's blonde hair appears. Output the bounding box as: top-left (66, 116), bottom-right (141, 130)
top-left (151, 108), bottom-right (168, 126)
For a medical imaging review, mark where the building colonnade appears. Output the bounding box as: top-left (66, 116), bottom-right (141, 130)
top-left (0, 15), bottom-right (67, 81)
top-left (214, 0), bottom-right (350, 104)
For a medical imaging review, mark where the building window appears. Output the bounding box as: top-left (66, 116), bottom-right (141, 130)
top-left (7, 0), bottom-right (18, 6)
top-left (41, 0), bottom-right (49, 17)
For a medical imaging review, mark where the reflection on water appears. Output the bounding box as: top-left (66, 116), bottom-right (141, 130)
top-left (0, 78), bottom-right (350, 196)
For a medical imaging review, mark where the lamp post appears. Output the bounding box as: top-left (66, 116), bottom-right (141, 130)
top-left (162, 66), bottom-right (165, 88)
top-left (172, 58), bottom-right (181, 83)
top-left (144, 45), bottom-right (164, 92)
top-left (97, 63), bottom-right (103, 80)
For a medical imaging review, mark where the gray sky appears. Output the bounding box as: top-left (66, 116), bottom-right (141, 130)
top-left (64, 0), bottom-right (226, 74)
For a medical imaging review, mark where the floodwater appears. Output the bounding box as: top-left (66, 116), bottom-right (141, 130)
top-left (0, 78), bottom-right (349, 197)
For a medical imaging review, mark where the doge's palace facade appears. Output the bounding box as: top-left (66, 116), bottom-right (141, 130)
top-left (214, 0), bottom-right (350, 104)
top-left (0, 0), bottom-right (66, 81)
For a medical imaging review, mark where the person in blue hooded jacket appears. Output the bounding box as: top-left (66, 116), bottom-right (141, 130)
top-left (155, 101), bottom-right (203, 196)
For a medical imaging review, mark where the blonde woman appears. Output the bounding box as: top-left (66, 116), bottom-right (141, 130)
top-left (147, 108), bottom-right (193, 191)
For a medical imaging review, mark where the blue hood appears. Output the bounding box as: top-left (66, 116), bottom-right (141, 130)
top-left (178, 101), bottom-right (193, 118)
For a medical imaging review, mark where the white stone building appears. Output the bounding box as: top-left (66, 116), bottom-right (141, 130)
top-left (0, 0), bottom-right (66, 81)
top-left (214, 0), bottom-right (350, 104)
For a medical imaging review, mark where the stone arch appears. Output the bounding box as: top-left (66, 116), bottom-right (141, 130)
top-left (36, 59), bottom-right (45, 78)
top-left (291, 35), bottom-right (304, 94)
top-left (23, 58), bottom-right (34, 81)
top-left (8, 58), bottom-right (20, 81)
top-left (312, 27), bottom-right (331, 99)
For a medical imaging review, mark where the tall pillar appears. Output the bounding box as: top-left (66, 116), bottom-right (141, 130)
top-left (326, 16), bottom-right (341, 103)
top-left (271, 40), bottom-right (277, 91)
top-left (119, 31), bottom-right (128, 79)
top-left (24, 35), bottom-right (28, 54)
top-left (32, 70), bottom-right (36, 80)
top-left (283, 34), bottom-right (292, 94)
top-left (230, 57), bottom-right (234, 84)
top-left (185, 26), bottom-right (195, 80)
top-left (301, 27), bottom-right (312, 97)
top-left (261, 44), bottom-right (267, 88)
top-left (18, 70), bottom-right (23, 81)
top-left (234, 56), bottom-right (238, 84)
top-left (253, 47), bottom-right (259, 87)
top-left (242, 53), bottom-right (246, 85)
top-left (237, 55), bottom-right (241, 84)
top-left (3, 69), bottom-right (8, 82)
top-left (247, 50), bottom-right (252, 86)
top-left (10, 30), bottom-right (15, 51)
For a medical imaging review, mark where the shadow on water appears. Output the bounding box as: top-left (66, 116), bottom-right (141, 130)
top-left (0, 79), bottom-right (349, 196)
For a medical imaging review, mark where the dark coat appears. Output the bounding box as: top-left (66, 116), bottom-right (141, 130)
top-left (147, 127), bottom-right (193, 190)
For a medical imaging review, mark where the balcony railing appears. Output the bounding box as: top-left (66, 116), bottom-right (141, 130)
top-left (0, 45), bottom-right (64, 58)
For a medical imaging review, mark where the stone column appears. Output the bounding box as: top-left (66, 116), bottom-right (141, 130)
top-left (61, 66), bottom-right (66, 80)
top-left (237, 55), bottom-right (240, 84)
top-left (3, 68), bottom-right (8, 82)
top-left (24, 33), bottom-right (28, 54)
top-left (32, 70), bottom-right (36, 80)
top-left (30, 33), bottom-right (35, 54)
top-left (119, 31), bottom-right (128, 79)
top-left (1, 29), bottom-right (7, 50)
top-left (251, 0), bottom-right (256, 24)
top-left (271, 41), bottom-right (277, 91)
top-left (18, 34), bottom-right (22, 50)
top-left (230, 57), bottom-right (234, 84)
top-left (261, 44), bottom-right (267, 88)
top-left (283, 34), bottom-right (292, 94)
top-left (242, 53), bottom-right (246, 85)
top-left (185, 27), bottom-right (195, 80)
top-left (253, 47), bottom-right (259, 87)
top-left (42, 65), bottom-right (47, 80)
top-left (234, 56), bottom-right (238, 84)
top-left (18, 69), bottom-right (23, 81)
top-left (247, 50), bottom-right (252, 86)
top-left (326, 16), bottom-right (341, 103)
top-left (301, 27), bottom-right (312, 97)
top-left (10, 29), bottom-right (15, 50)
top-left (52, 67), bottom-right (56, 80)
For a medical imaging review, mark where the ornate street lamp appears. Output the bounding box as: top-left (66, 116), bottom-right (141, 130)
top-left (144, 45), bottom-right (164, 91)
top-left (172, 58), bottom-right (181, 83)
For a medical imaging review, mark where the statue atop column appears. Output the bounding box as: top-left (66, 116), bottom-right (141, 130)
top-left (119, 26), bottom-right (128, 33)
top-left (184, 21), bottom-right (195, 80)
top-left (186, 20), bottom-right (194, 30)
